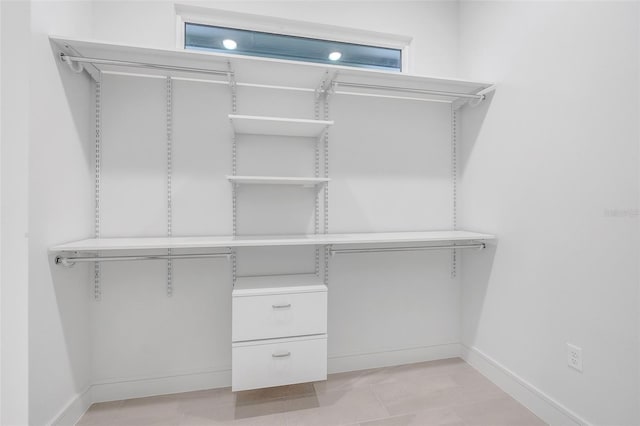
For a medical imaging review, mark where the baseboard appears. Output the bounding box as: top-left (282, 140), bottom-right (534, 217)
top-left (54, 344), bottom-right (461, 424)
top-left (461, 344), bottom-right (591, 426)
top-left (51, 387), bottom-right (92, 426)
top-left (328, 343), bottom-right (461, 374)
top-left (91, 344), bottom-right (461, 404)
top-left (91, 369), bottom-right (232, 403)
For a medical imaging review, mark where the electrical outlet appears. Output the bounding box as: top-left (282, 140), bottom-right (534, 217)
top-left (567, 343), bottom-right (582, 372)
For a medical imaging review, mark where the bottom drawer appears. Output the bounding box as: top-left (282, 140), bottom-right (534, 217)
top-left (232, 335), bottom-right (327, 392)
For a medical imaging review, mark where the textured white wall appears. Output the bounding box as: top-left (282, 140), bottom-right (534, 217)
top-left (458, 2), bottom-right (640, 424)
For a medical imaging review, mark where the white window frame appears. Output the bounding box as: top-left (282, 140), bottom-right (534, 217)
top-left (175, 4), bottom-right (412, 73)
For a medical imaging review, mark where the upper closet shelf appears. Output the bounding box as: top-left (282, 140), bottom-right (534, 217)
top-left (50, 230), bottom-right (495, 253)
top-left (230, 115), bottom-right (333, 137)
top-left (50, 36), bottom-right (495, 106)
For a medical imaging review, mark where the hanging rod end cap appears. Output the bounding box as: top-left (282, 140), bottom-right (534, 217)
top-left (55, 255), bottom-right (75, 267)
top-left (60, 53), bottom-right (84, 73)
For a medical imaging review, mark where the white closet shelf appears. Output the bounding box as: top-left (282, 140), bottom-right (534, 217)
top-left (50, 230), bottom-right (495, 253)
top-left (233, 274), bottom-right (326, 297)
top-left (50, 36), bottom-right (495, 105)
top-left (229, 115), bottom-right (333, 137)
top-left (227, 176), bottom-right (330, 186)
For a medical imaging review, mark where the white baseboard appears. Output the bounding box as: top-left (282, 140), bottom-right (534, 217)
top-left (91, 369), bottom-right (232, 403)
top-left (461, 344), bottom-right (590, 426)
top-left (328, 343), bottom-right (461, 374)
top-left (53, 344), bottom-right (462, 425)
top-left (51, 387), bottom-right (92, 426)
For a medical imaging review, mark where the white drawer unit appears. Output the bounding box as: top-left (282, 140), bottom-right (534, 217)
top-left (231, 274), bottom-right (328, 391)
top-left (232, 335), bottom-right (327, 392)
top-left (232, 280), bottom-right (327, 342)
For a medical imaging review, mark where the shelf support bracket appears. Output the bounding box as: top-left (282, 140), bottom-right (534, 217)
top-left (94, 80), bottom-right (102, 300)
top-left (229, 60), bottom-right (238, 288)
top-left (166, 76), bottom-right (174, 297)
top-left (450, 105), bottom-right (458, 279)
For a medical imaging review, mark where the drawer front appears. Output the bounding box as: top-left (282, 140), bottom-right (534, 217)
top-left (232, 291), bottom-right (327, 342)
top-left (232, 336), bottom-right (327, 392)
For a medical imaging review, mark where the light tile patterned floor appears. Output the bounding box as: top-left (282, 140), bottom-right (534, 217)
top-left (77, 358), bottom-right (546, 426)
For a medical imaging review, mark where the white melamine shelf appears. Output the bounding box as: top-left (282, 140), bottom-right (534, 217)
top-left (50, 230), bottom-right (495, 253)
top-left (229, 115), bottom-right (333, 137)
top-left (50, 36), bottom-right (495, 104)
top-left (226, 176), bottom-right (330, 186)
top-left (233, 274), bottom-right (326, 297)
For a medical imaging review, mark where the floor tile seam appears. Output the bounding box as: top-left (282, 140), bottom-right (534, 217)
top-left (352, 411), bottom-right (411, 426)
top-left (366, 382), bottom-right (392, 423)
top-left (449, 393), bottom-right (523, 416)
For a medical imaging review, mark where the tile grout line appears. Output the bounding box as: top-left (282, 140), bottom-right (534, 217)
top-left (367, 382), bottom-right (392, 423)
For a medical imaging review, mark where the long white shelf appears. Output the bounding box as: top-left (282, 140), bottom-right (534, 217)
top-left (50, 230), bottom-right (495, 253)
top-left (50, 36), bottom-right (495, 105)
top-left (227, 176), bottom-right (330, 186)
top-left (229, 115), bottom-right (333, 137)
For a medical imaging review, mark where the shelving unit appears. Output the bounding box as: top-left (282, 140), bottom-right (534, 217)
top-left (225, 56), bottom-right (334, 390)
top-left (226, 176), bottom-right (330, 186)
top-left (48, 35), bottom-right (497, 393)
top-left (229, 114), bottom-right (333, 137)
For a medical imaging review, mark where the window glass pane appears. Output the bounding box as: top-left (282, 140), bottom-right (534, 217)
top-left (185, 23), bottom-right (402, 72)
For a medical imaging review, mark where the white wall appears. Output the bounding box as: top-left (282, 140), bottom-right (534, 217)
top-left (28, 1), bottom-right (95, 425)
top-left (458, 2), bottom-right (640, 425)
top-left (1, 2), bottom-right (31, 424)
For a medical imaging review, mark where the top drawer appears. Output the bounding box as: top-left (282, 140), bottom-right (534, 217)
top-left (232, 275), bottom-right (327, 342)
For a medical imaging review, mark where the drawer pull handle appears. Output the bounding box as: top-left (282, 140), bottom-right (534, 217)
top-left (272, 304), bottom-right (291, 309)
top-left (272, 351), bottom-right (291, 358)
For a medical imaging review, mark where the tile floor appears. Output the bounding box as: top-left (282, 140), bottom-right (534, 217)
top-left (77, 358), bottom-right (546, 426)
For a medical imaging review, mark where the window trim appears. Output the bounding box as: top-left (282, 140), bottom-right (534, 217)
top-left (175, 4), bottom-right (412, 73)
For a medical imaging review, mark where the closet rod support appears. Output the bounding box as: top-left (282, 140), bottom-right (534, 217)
top-left (330, 242), bottom-right (486, 256)
top-left (55, 252), bottom-right (232, 267)
top-left (59, 54), bottom-right (231, 77)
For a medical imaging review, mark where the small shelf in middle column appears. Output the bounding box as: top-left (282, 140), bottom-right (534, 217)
top-left (226, 175), bottom-right (330, 187)
top-left (229, 114), bottom-right (334, 137)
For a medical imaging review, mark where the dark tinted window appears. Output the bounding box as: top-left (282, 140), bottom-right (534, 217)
top-left (185, 23), bottom-right (402, 72)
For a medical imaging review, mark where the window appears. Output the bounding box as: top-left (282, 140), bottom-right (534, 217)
top-left (183, 23), bottom-right (403, 72)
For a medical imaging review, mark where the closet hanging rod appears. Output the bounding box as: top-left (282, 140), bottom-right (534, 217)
top-left (330, 242), bottom-right (486, 256)
top-left (55, 252), bottom-right (232, 267)
top-left (332, 81), bottom-right (485, 100)
top-left (60, 54), bottom-right (231, 77)
top-left (333, 90), bottom-right (452, 104)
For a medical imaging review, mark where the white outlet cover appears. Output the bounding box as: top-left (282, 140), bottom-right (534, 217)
top-left (567, 343), bottom-right (583, 372)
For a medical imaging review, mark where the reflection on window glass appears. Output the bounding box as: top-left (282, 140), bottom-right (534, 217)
top-left (185, 23), bottom-right (402, 72)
